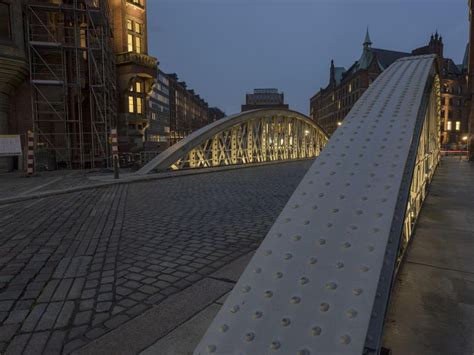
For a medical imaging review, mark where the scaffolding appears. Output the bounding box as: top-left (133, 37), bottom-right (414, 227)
top-left (26, 0), bottom-right (117, 169)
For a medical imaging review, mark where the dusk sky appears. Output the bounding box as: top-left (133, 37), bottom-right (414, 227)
top-left (148, 0), bottom-right (468, 115)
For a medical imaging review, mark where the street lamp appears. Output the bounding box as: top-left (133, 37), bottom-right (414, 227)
top-left (337, 121), bottom-right (342, 126)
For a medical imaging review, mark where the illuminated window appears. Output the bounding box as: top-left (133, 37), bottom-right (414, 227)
top-left (455, 121), bottom-right (461, 131)
top-left (127, 34), bottom-right (133, 52)
top-left (128, 0), bottom-right (144, 7)
top-left (128, 79), bottom-right (146, 115)
top-left (137, 97), bottom-right (143, 114)
top-left (0, 3), bottom-right (10, 40)
top-left (348, 84), bottom-right (352, 93)
top-left (447, 121), bottom-right (452, 131)
top-left (128, 96), bottom-right (134, 113)
top-left (126, 19), bottom-right (143, 53)
top-left (135, 36), bottom-right (141, 53)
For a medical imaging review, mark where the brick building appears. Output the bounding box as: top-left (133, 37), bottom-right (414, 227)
top-left (167, 73), bottom-right (224, 145)
top-left (241, 88), bottom-right (289, 112)
top-left (109, 0), bottom-right (157, 154)
top-left (310, 30), bottom-right (409, 135)
top-left (412, 33), bottom-right (469, 148)
top-left (2, 0), bottom-right (119, 171)
top-left (145, 70), bottom-right (170, 153)
top-left (208, 107), bottom-right (226, 122)
top-left (468, 0), bottom-right (474, 159)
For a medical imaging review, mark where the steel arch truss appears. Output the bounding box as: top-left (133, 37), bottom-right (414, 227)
top-left (175, 116), bottom-right (326, 169)
top-left (137, 110), bottom-right (328, 174)
top-left (195, 55), bottom-right (441, 355)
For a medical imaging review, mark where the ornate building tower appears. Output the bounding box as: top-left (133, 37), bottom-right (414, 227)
top-left (0, 1), bottom-right (28, 171)
top-left (108, 0), bottom-right (158, 154)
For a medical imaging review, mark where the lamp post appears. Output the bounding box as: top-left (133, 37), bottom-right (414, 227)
top-left (462, 135), bottom-right (469, 160)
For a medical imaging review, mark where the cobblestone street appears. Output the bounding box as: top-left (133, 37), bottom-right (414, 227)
top-left (0, 161), bottom-right (312, 354)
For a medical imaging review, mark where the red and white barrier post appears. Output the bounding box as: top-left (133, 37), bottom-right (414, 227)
top-left (111, 128), bottom-right (119, 179)
top-left (26, 130), bottom-right (34, 176)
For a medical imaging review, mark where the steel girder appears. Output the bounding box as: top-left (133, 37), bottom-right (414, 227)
top-left (194, 55), bottom-right (441, 355)
top-left (136, 109), bottom-right (329, 174)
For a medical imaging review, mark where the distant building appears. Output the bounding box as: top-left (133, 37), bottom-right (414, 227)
top-left (467, 0), bottom-right (474, 159)
top-left (311, 30), bottom-right (469, 143)
top-left (208, 107), bottom-right (226, 122)
top-left (412, 33), bottom-right (469, 148)
top-left (310, 30), bottom-right (409, 135)
top-left (241, 89), bottom-right (289, 112)
top-left (167, 74), bottom-right (210, 145)
top-left (146, 70), bottom-right (170, 153)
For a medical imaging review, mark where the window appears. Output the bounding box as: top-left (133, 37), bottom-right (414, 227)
top-left (455, 121), bottom-right (461, 131)
top-left (348, 83), bottom-right (352, 93)
top-left (128, 80), bottom-right (146, 114)
top-left (447, 121), bottom-right (452, 131)
top-left (130, 0), bottom-right (144, 6)
top-left (0, 3), bottom-right (10, 40)
top-left (126, 19), bottom-right (143, 54)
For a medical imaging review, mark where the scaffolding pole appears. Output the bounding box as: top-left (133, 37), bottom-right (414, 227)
top-left (27, 0), bottom-right (117, 170)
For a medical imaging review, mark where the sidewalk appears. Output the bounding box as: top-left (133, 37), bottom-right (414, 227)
top-left (383, 158), bottom-right (474, 355)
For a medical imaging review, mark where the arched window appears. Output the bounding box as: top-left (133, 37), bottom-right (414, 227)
top-left (0, 2), bottom-right (10, 40)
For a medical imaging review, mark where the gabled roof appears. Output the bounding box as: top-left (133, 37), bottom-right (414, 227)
top-left (372, 48), bottom-right (411, 69)
top-left (462, 43), bottom-right (469, 71)
top-left (442, 58), bottom-right (462, 77)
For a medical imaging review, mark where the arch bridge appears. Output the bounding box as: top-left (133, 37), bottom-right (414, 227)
top-left (137, 110), bottom-right (329, 174)
top-left (140, 54), bottom-right (441, 354)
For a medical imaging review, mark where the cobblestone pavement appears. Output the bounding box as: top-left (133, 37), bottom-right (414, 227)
top-left (0, 170), bottom-right (111, 199)
top-left (0, 160), bottom-right (312, 354)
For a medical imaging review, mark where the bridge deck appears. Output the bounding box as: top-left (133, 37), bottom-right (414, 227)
top-left (383, 157), bottom-right (474, 355)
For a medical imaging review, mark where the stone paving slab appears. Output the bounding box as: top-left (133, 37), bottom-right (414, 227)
top-left (75, 278), bottom-right (232, 355)
top-left (0, 160), bottom-right (313, 354)
top-left (383, 158), bottom-right (474, 355)
top-left (141, 304), bottom-right (222, 355)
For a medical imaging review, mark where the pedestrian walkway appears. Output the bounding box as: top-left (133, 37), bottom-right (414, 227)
top-left (383, 157), bottom-right (474, 355)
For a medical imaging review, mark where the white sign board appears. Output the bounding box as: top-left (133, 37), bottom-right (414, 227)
top-left (0, 135), bottom-right (22, 157)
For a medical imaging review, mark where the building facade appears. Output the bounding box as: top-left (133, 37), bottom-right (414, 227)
top-left (108, 0), bottom-right (157, 154)
top-left (3, 0), bottom-right (117, 171)
top-left (0, 0), bottom-right (28, 172)
top-left (310, 31), bottom-right (410, 135)
top-left (412, 33), bottom-right (469, 148)
top-left (145, 70), bottom-right (170, 153)
top-left (167, 73), bottom-right (210, 145)
top-left (468, 0), bottom-right (474, 159)
top-left (241, 89), bottom-right (289, 112)
top-left (311, 31), bottom-right (469, 141)
top-left (208, 107), bottom-right (226, 122)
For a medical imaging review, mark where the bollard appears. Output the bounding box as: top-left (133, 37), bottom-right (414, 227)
top-left (111, 128), bottom-right (119, 179)
top-left (26, 130), bottom-right (34, 176)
